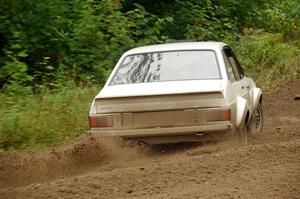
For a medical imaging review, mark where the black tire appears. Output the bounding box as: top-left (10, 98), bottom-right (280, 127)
top-left (246, 103), bottom-right (264, 135)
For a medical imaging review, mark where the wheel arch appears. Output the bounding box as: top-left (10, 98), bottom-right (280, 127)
top-left (252, 87), bottom-right (262, 109)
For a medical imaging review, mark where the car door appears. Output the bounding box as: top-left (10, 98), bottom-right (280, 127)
top-left (222, 46), bottom-right (252, 111)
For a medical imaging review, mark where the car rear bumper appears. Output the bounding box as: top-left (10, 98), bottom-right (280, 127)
top-left (89, 122), bottom-right (232, 137)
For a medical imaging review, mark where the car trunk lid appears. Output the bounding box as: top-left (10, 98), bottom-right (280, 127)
top-left (94, 80), bottom-right (225, 114)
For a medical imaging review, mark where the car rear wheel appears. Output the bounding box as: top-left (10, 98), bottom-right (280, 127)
top-left (246, 103), bottom-right (264, 135)
top-left (237, 103), bottom-right (263, 145)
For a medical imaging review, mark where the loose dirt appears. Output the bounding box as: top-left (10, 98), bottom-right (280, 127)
top-left (0, 77), bottom-right (299, 199)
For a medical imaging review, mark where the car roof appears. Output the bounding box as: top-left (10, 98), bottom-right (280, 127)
top-left (124, 41), bottom-right (227, 55)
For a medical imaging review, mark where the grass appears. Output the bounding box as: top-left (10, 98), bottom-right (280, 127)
top-left (232, 32), bottom-right (300, 91)
top-left (0, 81), bottom-right (98, 152)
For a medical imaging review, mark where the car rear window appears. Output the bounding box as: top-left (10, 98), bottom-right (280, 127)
top-left (109, 50), bottom-right (220, 85)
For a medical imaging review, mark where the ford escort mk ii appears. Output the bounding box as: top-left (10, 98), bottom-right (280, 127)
top-left (89, 42), bottom-right (263, 144)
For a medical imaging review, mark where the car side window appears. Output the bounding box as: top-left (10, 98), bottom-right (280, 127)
top-left (223, 47), bottom-right (244, 81)
top-left (222, 51), bottom-right (236, 82)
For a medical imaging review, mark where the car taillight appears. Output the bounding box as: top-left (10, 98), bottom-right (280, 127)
top-left (206, 109), bottom-right (231, 121)
top-left (89, 115), bottom-right (113, 128)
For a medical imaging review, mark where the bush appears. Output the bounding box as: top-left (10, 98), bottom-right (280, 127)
top-left (250, 0), bottom-right (300, 39)
top-left (0, 0), bottom-right (172, 89)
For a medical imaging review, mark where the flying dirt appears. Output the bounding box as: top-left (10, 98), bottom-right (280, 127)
top-left (0, 77), bottom-right (299, 199)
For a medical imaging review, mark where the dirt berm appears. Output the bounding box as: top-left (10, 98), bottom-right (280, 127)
top-left (0, 77), bottom-right (299, 199)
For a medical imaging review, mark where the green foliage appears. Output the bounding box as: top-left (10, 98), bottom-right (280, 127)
top-left (0, 0), bottom-right (74, 85)
top-left (68, 0), bottom-right (129, 84)
top-left (68, 1), bottom-right (172, 84)
top-left (249, 0), bottom-right (300, 39)
top-left (0, 0), bottom-right (172, 89)
top-left (184, 1), bottom-right (238, 41)
top-left (126, 4), bottom-right (173, 45)
top-left (0, 30), bottom-right (32, 91)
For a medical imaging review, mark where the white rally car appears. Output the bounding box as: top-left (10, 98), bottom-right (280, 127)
top-left (89, 42), bottom-right (263, 144)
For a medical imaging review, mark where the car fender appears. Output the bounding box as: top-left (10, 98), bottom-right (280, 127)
top-left (236, 95), bottom-right (248, 127)
top-left (252, 87), bottom-right (262, 109)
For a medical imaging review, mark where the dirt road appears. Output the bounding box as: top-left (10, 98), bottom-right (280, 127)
top-left (0, 77), bottom-right (299, 199)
